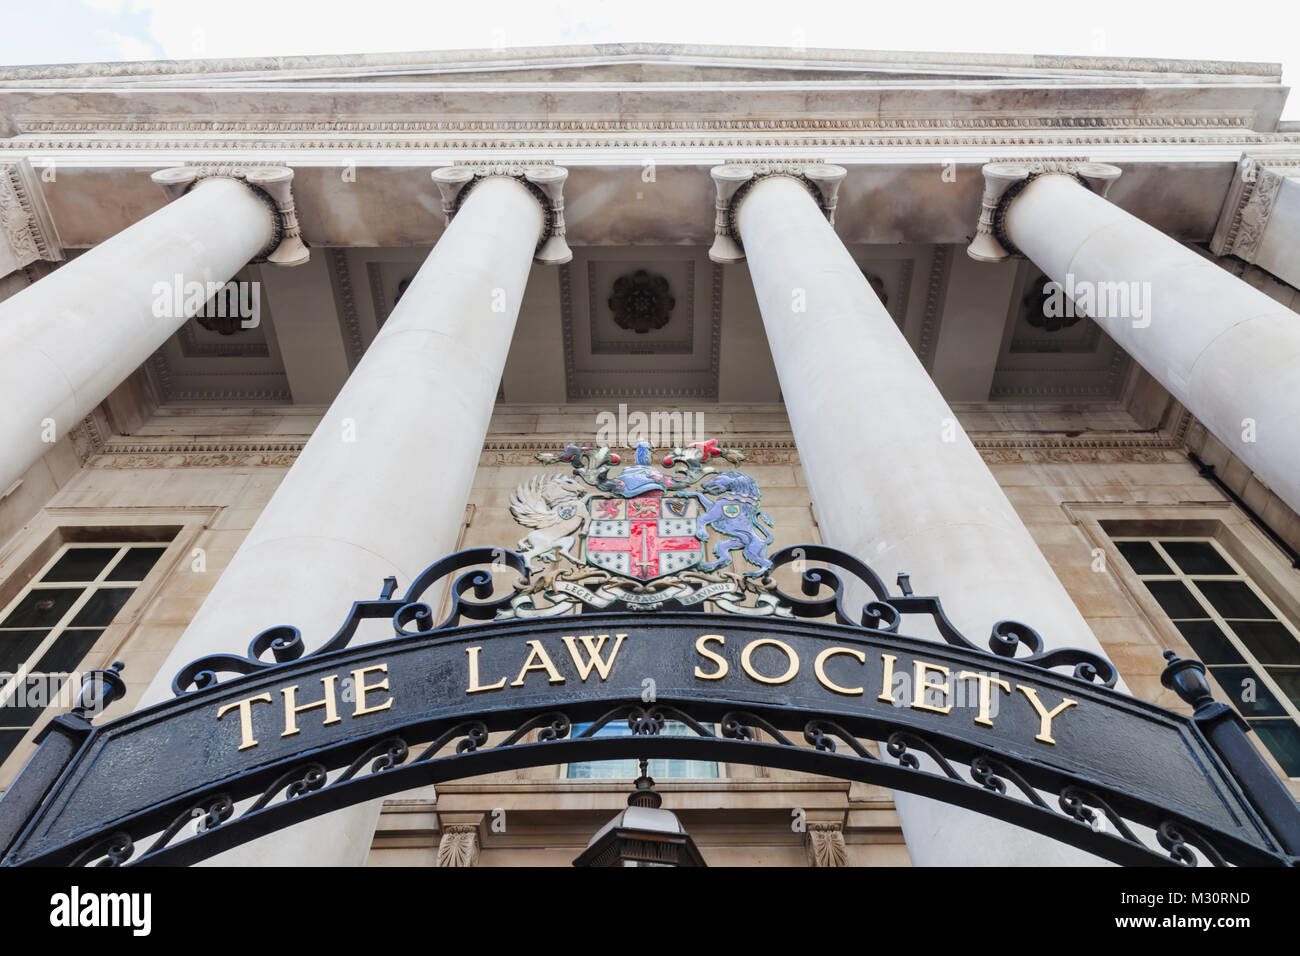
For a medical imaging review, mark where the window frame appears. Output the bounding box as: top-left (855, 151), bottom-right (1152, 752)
top-left (0, 506), bottom-right (217, 785)
top-left (1064, 500), bottom-right (1300, 784)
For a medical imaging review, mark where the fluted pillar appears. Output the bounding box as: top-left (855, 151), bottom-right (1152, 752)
top-left (140, 168), bottom-right (567, 866)
top-left (969, 161), bottom-right (1300, 515)
top-left (715, 164), bottom-right (1114, 866)
top-left (0, 168), bottom-right (303, 493)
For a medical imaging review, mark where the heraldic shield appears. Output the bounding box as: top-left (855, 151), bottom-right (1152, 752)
top-left (585, 494), bottom-right (703, 581)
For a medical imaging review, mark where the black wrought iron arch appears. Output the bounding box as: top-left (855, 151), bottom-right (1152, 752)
top-left (1, 695), bottom-right (1292, 868)
top-left (2, 546), bottom-right (1297, 869)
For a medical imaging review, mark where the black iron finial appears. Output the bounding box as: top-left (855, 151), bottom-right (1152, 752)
top-left (1160, 650), bottom-right (1215, 711)
top-left (72, 661), bottom-right (126, 718)
top-left (628, 759), bottom-right (662, 809)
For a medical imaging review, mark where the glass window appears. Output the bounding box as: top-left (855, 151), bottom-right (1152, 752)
top-left (0, 542), bottom-right (169, 766)
top-left (1113, 536), bottom-right (1300, 776)
top-left (565, 720), bottom-right (719, 780)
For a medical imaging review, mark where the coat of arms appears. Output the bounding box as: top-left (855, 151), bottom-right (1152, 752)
top-left (502, 440), bottom-right (786, 617)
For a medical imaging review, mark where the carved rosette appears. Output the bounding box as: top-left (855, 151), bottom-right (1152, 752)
top-left (967, 160), bottom-right (1121, 262)
top-left (150, 165), bottom-right (309, 267)
top-left (436, 824), bottom-right (481, 867)
top-left (804, 822), bottom-right (848, 867)
top-left (432, 163), bottom-right (572, 265)
top-left (608, 269), bottom-right (675, 333)
top-left (708, 163), bottom-right (846, 263)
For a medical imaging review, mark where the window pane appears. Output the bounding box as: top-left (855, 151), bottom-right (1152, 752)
top-left (0, 729), bottom-right (26, 765)
top-left (1117, 541), bottom-right (1171, 575)
top-left (1230, 622), bottom-right (1300, 665)
top-left (68, 588), bottom-right (133, 627)
top-left (566, 720), bottom-right (717, 779)
top-left (1210, 665), bottom-right (1289, 717)
top-left (41, 548), bottom-right (119, 583)
top-left (1174, 621), bottom-right (1245, 665)
top-left (0, 630), bottom-right (49, 672)
top-left (31, 629), bottom-right (104, 675)
top-left (1250, 722), bottom-right (1300, 777)
top-left (1196, 581), bottom-right (1273, 620)
top-left (106, 547), bottom-right (166, 582)
top-left (6, 672), bottom-right (73, 725)
top-left (1143, 581), bottom-right (1206, 619)
top-left (1266, 669), bottom-right (1300, 710)
top-left (1, 588), bottom-right (82, 629)
top-left (1159, 540), bottom-right (1234, 576)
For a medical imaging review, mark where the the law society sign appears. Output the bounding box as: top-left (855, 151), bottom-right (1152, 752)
top-left (1, 542), bottom-right (1298, 868)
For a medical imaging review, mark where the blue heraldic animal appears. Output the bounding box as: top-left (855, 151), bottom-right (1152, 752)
top-left (680, 471), bottom-right (775, 577)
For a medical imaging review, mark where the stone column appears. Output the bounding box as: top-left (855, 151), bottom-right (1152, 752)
top-left (140, 168), bottom-right (568, 866)
top-left (0, 167), bottom-right (303, 493)
top-left (969, 160), bottom-right (1300, 516)
top-left (713, 164), bottom-right (1113, 866)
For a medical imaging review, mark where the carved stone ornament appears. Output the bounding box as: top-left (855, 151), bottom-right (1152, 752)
top-left (0, 159), bottom-right (63, 267)
top-left (432, 163), bottom-right (572, 265)
top-left (1021, 274), bottom-right (1084, 332)
top-left (967, 160), bottom-right (1121, 262)
top-left (1209, 155), bottom-right (1300, 262)
top-left (804, 822), bottom-right (849, 867)
top-left (150, 165), bottom-right (309, 267)
top-left (436, 825), bottom-right (480, 867)
top-left (608, 269), bottom-right (675, 334)
top-left (708, 163), bottom-right (846, 263)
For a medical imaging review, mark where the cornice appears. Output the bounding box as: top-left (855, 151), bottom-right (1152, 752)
top-left (0, 43), bottom-right (1278, 83)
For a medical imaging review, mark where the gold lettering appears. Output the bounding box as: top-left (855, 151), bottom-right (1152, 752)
top-left (352, 663), bottom-right (393, 717)
top-left (814, 647), bottom-right (865, 695)
top-left (694, 634), bottom-right (728, 680)
top-left (281, 676), bottom-right (341, 738)
top-left (879, 653), bottom-right (899, 703)
top-left (912, 661), bottom-right (953, 714)
top-left (561, 634), bottom-right (626, 681)
top-left (510, 639), bottom-right (565, 687)
top-left (466, 646), bottom-right (508, 694)
top-left (216, 693), bottom-right (273, 751)
top-left (1016, 685), bottom-right (1078, 744)
top-left (740, 638), bottom-right (799, 685)
top-left (958, 671), bottom-right (1012, 727)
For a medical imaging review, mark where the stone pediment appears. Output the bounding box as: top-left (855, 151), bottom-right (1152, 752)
top-left (0, 42), bottom-right (1281, 88)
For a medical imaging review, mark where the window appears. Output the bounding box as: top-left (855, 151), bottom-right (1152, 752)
top-left (565, 720), bottom-right (719, 780)
top-left (1113, 536), bottom-right (1300, 776)
top-left (0, 541), bottom-right (169, 765)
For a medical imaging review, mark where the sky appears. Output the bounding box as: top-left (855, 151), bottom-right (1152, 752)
top-left (1, 0), bottom-right (1297, 119)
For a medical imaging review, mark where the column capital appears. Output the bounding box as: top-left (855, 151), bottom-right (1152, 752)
top-left (150, 165), bottom-right (309, 267)
top-left (708, 163), bottom-right (846, 264)
top-left (967, 160), bottom-right (1121, 262)
top-left (431, 163), bottom-right (572, 265)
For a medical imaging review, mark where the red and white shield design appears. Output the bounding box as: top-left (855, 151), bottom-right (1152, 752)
top-left (584, 495), bottom-right (703, 581)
